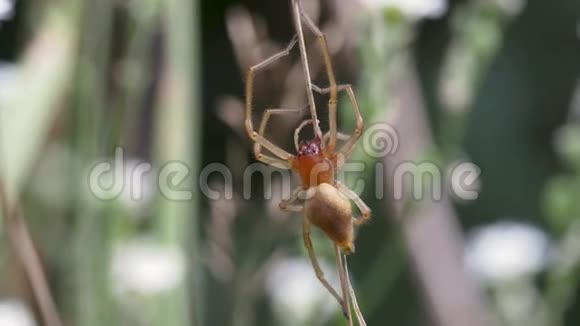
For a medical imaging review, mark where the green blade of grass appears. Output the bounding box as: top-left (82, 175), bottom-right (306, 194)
top-left (149, 0), bottom-right (202, 325)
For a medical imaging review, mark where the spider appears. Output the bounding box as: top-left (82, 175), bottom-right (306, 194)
top-left (244, 0), bottom-right (371, 321)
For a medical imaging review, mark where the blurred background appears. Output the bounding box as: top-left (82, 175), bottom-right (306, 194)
top-left (0, 0), bottom-right (580, 325)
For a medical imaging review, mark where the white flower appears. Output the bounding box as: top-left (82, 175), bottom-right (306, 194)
top-left (360, 0), bottom-right (447, 20)
top-left (465, 221), bottom-right (550, 283)
top-left (266, 257), bottom-right (339, 325)
top-left (0, 300), bottom-right (36, 326)
top-left (111, 238), bottom-right (186, 296)
top-left (492, 0), bottom-right (526, 16)
top-left (0, 0), bottom-right (14, 22)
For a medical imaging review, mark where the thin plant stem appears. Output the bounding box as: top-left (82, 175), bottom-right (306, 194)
top-left (150, 0), bottom-right (202, 325)
top-left (335, 244), bottom-right (353, 325)
top-left (70, 0), bottom-right (116, 324)
top-left (345, 255), bottom-right (366, 326)
top-left (291, 0), bottom-right (324, 141)
top-left (0, 185), bottom-right (63, 326)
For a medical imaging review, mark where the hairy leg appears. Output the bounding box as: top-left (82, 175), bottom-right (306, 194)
top-left (336, 181), bottom-right (371, 225)
top-left (303, 218), bottom-right (345, 310)
top-left (312, 84), bottom-right (363, 162)
top-left (279, 186), bottom-right (305, 213)
top-left (294, 119), bottom-right (317, 152)
top-left (300, 8), bottom-right (339, 152)
top-left (245, 35), bottom-right (299, 168)
top-left (254, 107), bottom-right (305, 168)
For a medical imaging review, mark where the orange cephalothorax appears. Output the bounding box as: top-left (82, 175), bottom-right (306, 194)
top-left (292, 139), bottom-right (335, 188)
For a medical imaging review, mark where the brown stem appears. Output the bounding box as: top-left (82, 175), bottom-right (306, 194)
top-left (0, 185), bottom-right (63, 326)
top-left (382, 58), bottom-right (492, 326)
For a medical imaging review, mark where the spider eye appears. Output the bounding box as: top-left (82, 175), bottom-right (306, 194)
top-left (310, 143), bottom-right (319, 154)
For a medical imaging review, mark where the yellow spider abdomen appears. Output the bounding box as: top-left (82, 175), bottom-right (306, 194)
top-left (304, 183), bottom-right (354, 254)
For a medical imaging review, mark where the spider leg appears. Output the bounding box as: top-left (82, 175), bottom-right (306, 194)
top-left (312, 84), bottom-right (363, 161)
top-left (294, 118), bottom-right (318, 152)
top-left (303, 218), bottom-right (346, 311)
top-left (336, 181), bottom-right (371, 226)
top-left (300, 9), bottom-right (338, 151)
top-left (294, 118), bottom-right (331, 152)
top-left (254, 107), bottom-right (305, 166)
top-left (246, 35), bottom-right (299, 168)
top-left (323, 130), bottom-right (350, 142)
top-left (291, 0), bottom-right (324, 142)
top-left (279, 186), bottom-right (304, 213)
top-left (324, 131), bottom-right (351, 167)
